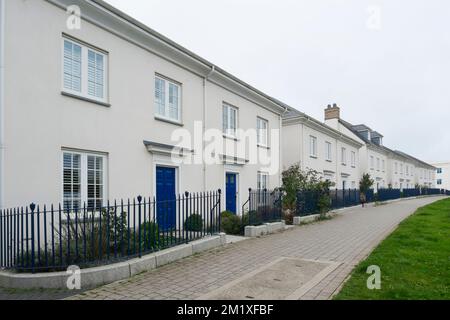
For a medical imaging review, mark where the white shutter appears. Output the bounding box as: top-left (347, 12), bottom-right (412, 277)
top-left (63, 40), bottom-right (82, 92)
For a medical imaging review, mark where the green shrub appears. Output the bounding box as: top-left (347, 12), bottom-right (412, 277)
top-left (138, 221), bottom-right (160, 249)
top-left (221, 211), bottom-right (243, 235)
top-left (184, 214), bottom-right (203, 232)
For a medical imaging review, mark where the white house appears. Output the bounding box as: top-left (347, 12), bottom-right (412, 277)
top-left (282, 109), bottom-right (362, 189)
top-left (431, 162), bottom-right (450, 190)
top-left (324, 104), bottom-right (435, 190)
top-left (324, 106), bottom-right (388, 191)
top-left (0, 0), bottom-right (289, 215)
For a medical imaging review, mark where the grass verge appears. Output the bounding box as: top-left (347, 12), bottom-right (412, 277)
top-left (334, 198), bottom-right (450, 300)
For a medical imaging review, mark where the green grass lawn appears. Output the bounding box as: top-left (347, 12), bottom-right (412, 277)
top-left (335, 198), bottom-right (450, 300)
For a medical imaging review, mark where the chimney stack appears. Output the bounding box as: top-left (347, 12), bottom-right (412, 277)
top-left (325, 103), bottom-right (340, 120)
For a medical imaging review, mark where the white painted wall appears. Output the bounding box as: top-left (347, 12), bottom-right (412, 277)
top-left (433, 162), bottom-right (450, 190)
top-left (282, 119), bottom-right (361, 189)
top-left (2, 0), bottom-right (283, 212)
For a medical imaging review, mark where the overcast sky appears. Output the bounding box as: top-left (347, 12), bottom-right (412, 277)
top-left (106, 0), bottom-right (450, 163)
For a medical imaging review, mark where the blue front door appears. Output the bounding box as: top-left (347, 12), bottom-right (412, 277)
top-left (156, 166), bottom-right (176, 231)
top-left (226, 173), bottom-right (237, 214)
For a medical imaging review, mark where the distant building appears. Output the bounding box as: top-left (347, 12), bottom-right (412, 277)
top-left (324, 104), bottom-right (436, 190)
top-left (432, 162), bottom-right (450, 190)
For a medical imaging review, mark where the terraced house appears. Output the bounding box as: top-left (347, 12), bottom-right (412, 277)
top-left (0, 0), bottom-right (437, 215)
top-left (282, 109), bottom-right (362, 190)
top-left (0, 0), bottom-right (288, 214)
top-left (324, 105), bottom-right (436, 190)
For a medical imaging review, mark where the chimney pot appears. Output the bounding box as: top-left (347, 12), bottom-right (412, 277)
top-left (325, 103), bottom-right (340, 121)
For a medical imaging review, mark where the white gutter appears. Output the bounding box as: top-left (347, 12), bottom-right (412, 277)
top-left (0, 0), bottom-right (5, 208)
top-left (202, 66), bottom-right (216, 191)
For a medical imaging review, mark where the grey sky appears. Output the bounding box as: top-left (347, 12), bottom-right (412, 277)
top-left (105, 0), bottom-right (450, 163)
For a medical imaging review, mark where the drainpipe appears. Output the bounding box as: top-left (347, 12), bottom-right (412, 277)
top-left (279, 107), bottom-right (288, 186)
top-left (203, 66), bottom-right (215, 191)
top-left (0, 0), bottom-right (5, 208)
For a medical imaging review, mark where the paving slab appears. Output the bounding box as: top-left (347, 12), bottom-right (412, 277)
top-left (5, 196), bottom-right (444, 300)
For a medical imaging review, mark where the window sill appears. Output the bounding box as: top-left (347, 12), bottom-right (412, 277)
top-left (223, 134), bottom-right (240, 142)
top-left (257, 144), bottom-right (270, 150)
top-left (61, 91), bottom-right (111, 108)
top-left (154, 116), bottom-right (184, 127)
top-left (341, 163), bottom-right (347, 166)
top-left (310, 155), bottom-right (318, 159)
top-left (326, 159), bottom-right (332, 163)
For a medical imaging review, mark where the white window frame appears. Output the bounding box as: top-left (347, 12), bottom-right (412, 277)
top-left (341, 147), bottom-right (347, 165)
top-left (351, 151), bottom-right (356, 167)
top-left (257, 117), bottom-right (268, 147)
top-left (310, 136), bottom-right (317, 158)
top-left (223, 103), bottom-right (238, 138)
top-left (370, 156), bottom-right (374, 169)
top-left (376, 158), bottom-right (380, 171)
top-left (257, 171), bottom-right (269, 190)
top-left (154, 74), bottom-right (182, 123)
top-left (62, 150), bottom-right (108, 210)
top-left (325, 142), bottom-right (332, 161)
top-left (382, 160), bottom-right (385, 172)
top-left (62, 37), bottom-right (108, 104)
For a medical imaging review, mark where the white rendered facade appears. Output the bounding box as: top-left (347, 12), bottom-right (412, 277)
top-left (432, 162), bottom-right (450, 190)
top-left (282, 112), bottom-right (362, 190)
top-left (0, 0), bottom-right (287, 212)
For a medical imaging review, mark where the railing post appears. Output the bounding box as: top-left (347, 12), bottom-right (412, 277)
top-left (137, 196), bottom-right (142, 258)
top-left (30, 203), bottom-right (35, 274)
top-left (248, 188), bottom-right (252, 226)
top-left (185, 192), bottom-right (189, 244)
top-left (218, 189), bottom-right (222, 233)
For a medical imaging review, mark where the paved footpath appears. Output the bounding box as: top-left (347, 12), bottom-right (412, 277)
top-left (3, 196), bottom-right (445, 300)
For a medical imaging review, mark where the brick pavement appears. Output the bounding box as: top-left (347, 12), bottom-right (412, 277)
top-left (2, 196), bottom-right (444, 300)
top-left (66, 196), bottom-right (445, 300)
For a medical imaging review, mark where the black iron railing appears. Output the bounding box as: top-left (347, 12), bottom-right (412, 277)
top-left (244, 189), bottom-right (283, 226)
top-left (0, 190), bottom-right (221, 273)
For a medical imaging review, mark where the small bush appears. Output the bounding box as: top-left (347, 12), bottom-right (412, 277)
top-left (184, 214), bottom-right (203, 232)
top-left (138, 221), bottom-right (160, 249)
top-left (221, 211), bottom-right (243, 235)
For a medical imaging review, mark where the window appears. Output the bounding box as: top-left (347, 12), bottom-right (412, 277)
top-left (406, 166), bottom-right (409, 175)
top-left (63, 38), bottom-right (107, 102)
top-left (351, 181), bottom-right (356, 189)
top-left (325, 142), bottom-right (332, 161)
top-left (257, 172), bottom-right (269, 190)
top-left (223, 103), bottom-right (238, 137)
top-left (382, 160), bottom-right (385, 172)
top-left (155, 75), bottom-right (181, 122)
top-left (370, 156), bottom-right (374, 169)
top-left (376, 158), bottom-right (380, 171)
top-left (257, 118), bottom-right (268, 146)
top-left (341, 147), bottom-right (347, 165)
top-left (351, 151), bottom-right (356, 167)
top-left (63, 151), bottom-right (107, 210)
top-left (395, 162), bottom-right (398, 174)
top-left (400, 164), bottom-right (403, 175)
top-left (437, 179), bottom-right (442, 185)
top-left (310, 136), bottom-right (317, 158)
top-left (63, 153), bottom-right (81, 211)
top-left (437, 168), bottom-right (442, 174)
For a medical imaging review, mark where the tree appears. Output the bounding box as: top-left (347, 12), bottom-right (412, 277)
top-left (359, 173), bottom-right (374, 207)
top-left (280, 164), bottom-right (335, 217)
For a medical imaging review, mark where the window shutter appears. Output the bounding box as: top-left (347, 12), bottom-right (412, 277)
top-left (64, 40), bottom-right (82, 92)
